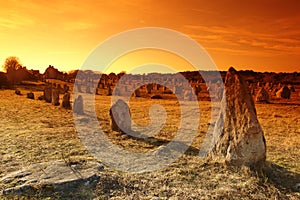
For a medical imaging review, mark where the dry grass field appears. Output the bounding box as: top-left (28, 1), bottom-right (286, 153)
top-left (0, 85), bottom-right (299, 199)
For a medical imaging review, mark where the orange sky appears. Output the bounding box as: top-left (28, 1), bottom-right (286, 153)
top-left (0, 0), bottom-right (300, 73)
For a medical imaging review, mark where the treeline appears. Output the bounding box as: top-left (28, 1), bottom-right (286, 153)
top-left (180, 70), bottom-right (300, 85)
top-left (1, 56), bottom-right (300, 89)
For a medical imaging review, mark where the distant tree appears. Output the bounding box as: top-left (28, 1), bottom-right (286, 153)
top-left (3, 56), bottom-right (22, 73)
top-left (2, 56), bottom-right (22, 87)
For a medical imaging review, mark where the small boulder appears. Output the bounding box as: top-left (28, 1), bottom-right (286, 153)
top-left (26, 92), bottom-right (34, 100)
top-left (37, 95), bottom-right (44, 100)
top-left (15, 89), bottom-right (21, 95)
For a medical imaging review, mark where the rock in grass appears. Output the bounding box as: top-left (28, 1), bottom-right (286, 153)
top-left (37, 95), bottom-right (44, 100)
top-left (134, 89), bottom-right (141, 97)
top-left (62, 92), bottom-right (71, 109)
top-left (255, 87), bottom-right (269, 103)
top-left (276, 85), bottom-right (291, 99)
top-left (73, 95), bottom-right (84, 115)
top-left (26, 92), bottom-right (34, 100)
top-left (52, 88), bottom-right (60, 106)
top-left (109, 99), bottom-right (131, 133)
top-left (44, 84), bottom-right (52, 103)
top-left (209, 67), bottom-right (266, 168)
top-left (15, 89), bottom-right (21, 95)
top-left (0, 160), bottom-right (102, 198)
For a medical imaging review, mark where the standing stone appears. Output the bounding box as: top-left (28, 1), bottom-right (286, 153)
top-left (146, 84), bottom-right (152, 94)
top-left (27, 92), bottom-right (34, 100)
top-left (114, 87), bottom-right (121, 96)
top-left (73, 95), bottom-right (84, 115)
top-left (107, 86), bottom-right (112, 96)
top-left (255, 87), bottom-right (269, 103)
top-left (109, 99), bottom-right (131, 133)
top-left (86, 85), bottom-right (91, 94)
top-left (52, 88), bottom-right (60, 106)
top-left (156, 84), bottom-right (160, 91)
top-left (134, 89), bottom-right (141, 97)
top-left (276, 86), bottom-right (291, 99)
top-left (57, 84), bottom-right (63, 94)
top-left (209, 67), bottom-right (266, 167)
top-left (44, 84), bottom-right (52, 103)
top-left (62, 92), bottom-right (71, 109)
top-left (77, 84), bottom-right (82, 93)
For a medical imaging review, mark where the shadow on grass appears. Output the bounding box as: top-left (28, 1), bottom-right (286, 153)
top-left (124, 130), bottom-right (200, 155)
top-left (262, 162), bottom-right (300, 193)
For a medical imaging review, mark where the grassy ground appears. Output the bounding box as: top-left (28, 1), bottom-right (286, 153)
top-left (0, 88), bottom-right (299, 199)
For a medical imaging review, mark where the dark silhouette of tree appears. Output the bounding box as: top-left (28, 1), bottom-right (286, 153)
top-left (3, 56), bottom-right (22, 72)
top-left (2, 56), bottom-right (22, 87)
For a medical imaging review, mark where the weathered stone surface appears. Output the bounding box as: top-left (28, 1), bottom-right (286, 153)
top-left (0, 160), bottom-right (103, 197)
top-left (209, 67), bottom-right (266, 167)
top-left (276, 86), bottom-right (291, 99)
top-left (255, 87), bottom-right (269, 103)
top-left (73, 95), bottom-right (84, 115)
top-left (110, 99), bottom-right (131, 133)
top-left (44, 84), bottom-right (52, 103)
top-left (26, 92), bottom-right (34, 100)
top-left (52, 88), bottom-right (60, 106)
top-left (62, 92), bottom-right (71, 109)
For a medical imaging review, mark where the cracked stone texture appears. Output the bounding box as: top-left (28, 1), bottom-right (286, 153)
top-left (1, 160), bottom-right (103, 197)
top-left (209, 67), bottom-right (266, 167)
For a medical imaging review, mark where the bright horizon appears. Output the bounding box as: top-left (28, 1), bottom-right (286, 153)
top-left (1, 0), bottom-right (300, 74)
